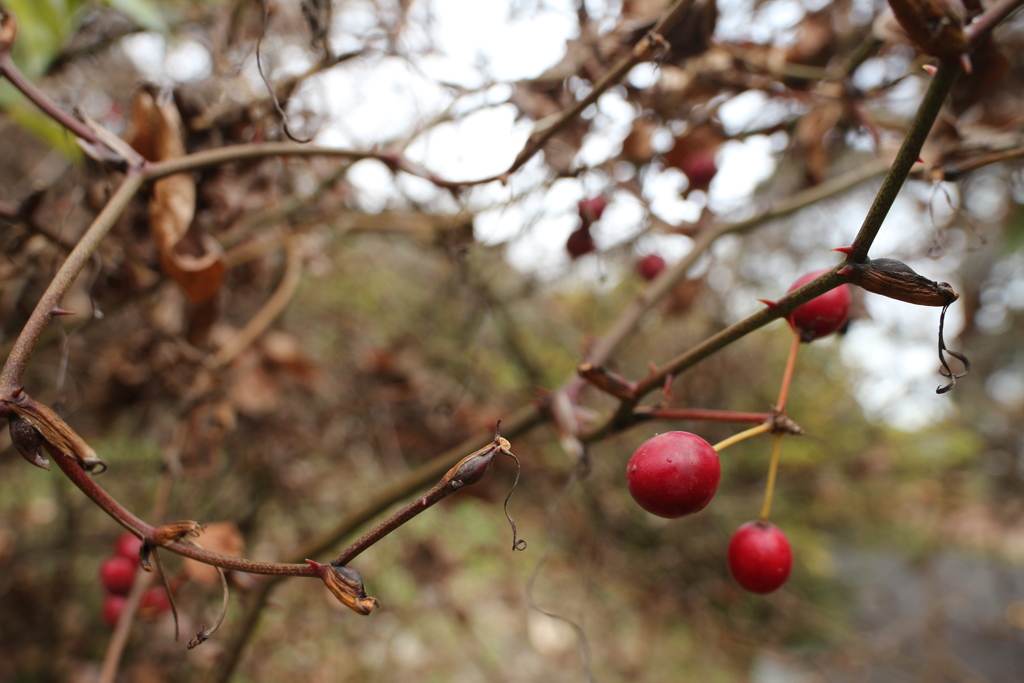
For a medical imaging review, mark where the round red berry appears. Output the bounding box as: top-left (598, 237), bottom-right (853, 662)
top-left (680, 150), bottom-right (718, 192)
top-left (626, 432), bottom-right (720, 518)
top-left (100, 556), bottom-right (137, 595)
top-left (727, 521), bottom-right (792, 594)
top-left (577, 196), bottom-right (608, 227)
top-left (637, 254), bottom-right (666, 281)
top-left (102, 594), bottom-right (127, 628)
top-left (785, 269), bottom-right (851, 342)
top-left (566, 227), bottom-right (596, 259)
top-left (114, 533), bottom-right (143, 565)
top-left (140, 587), bottom-right (171, 617)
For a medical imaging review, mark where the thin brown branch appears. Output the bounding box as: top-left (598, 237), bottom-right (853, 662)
top-left (207, 237), bottom-right (304, 369)
top-left (631, 407), bottom-right (774, 425)
top-left (500, 0), bottom-right (697, 181)
top-left (847, 63), bottom-right (959, 263)
top-left (965, 0), bottom-right (1024, 45)
top-left (0, 171), bottom-right (144, 400)
top-left (584, 158), bottom-right (890, 370)
top-left (213, 404), bottom-right (545, 683)
top-left (99, 474), bottom-right (172, 683)
top-left (936, 145), bottom-right (1024, 180)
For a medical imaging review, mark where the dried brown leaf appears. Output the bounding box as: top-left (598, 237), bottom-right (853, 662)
top-left (126, 89), bottom-right (226, 305)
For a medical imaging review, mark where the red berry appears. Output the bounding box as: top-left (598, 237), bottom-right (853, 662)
top-left (577, 196), bottom-right (608, 227)
top-left (727, 521), bottom-right (792, 594)
top-left (566, 227), bottom-right (596, 259)
top-left (102, 594), bottom-right (127, 628)
top-left (785, 269), bottom-right (851, 342)
top-left (637, 254), bottom-right (666, 281)
top-left (100, 556), bottom-right (137, 595)
top-left (114, 533), bottom-right (143, 565)
top-left (626, 432), bottom-right (720, 518)
top-left (680, 150), bottom-right (718, 192)
top-left (140, 587), bottom-right (171, 616)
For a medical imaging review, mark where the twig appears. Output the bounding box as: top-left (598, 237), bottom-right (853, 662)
top-left (500, 0), bottom-right (697, 180)
top-left (935, 145), bottom-right (1024, 180)
top-left (965, 0), bottom-right (1024, 45)
top-left (98, 475), bottom-right (173, 683)
top-left (630, 407), bottom-right (774, 425)
top-left (847, 63), bottom-right (959, 263)
top-left (99, 564), bottom-right (156, 683)
top-left (212, 404), bottom-right (545, 683)
top-left (583, 158), bottom-right (890, 371)
top-left (207, 237), bottom-right (303, 369)
top-left (0, 172), bottom-right (144, 400)
top-left (330, 435), bottom-right (517, 566)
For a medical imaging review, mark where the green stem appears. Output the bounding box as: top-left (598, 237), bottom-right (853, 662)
top-left (759, 433), bottom-right (784, 521)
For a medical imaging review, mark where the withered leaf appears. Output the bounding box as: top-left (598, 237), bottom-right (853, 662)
top-left (4, 391), bottom-right (105, 471)
top-left (126, 89), bottom-right (226, 305)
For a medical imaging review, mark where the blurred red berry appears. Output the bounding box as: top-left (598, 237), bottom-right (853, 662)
top-left (140, 587), bottom-right (171, 616)
top-left (100, 556), bottom-right (137, 595)
top-left (114, 533), bottom-right (142, 565)
top-left (637, 254), bottom-right (666, 281)
top-left (102, 594), bottom-right (127, 628)
top-left (680, 150), bottom-right (718, 192)
top-left (577, 196), bottom-right (608, 228)
top-left (566, 227), bottom-right (596, 259)
top-left (785, 269), bottom-right (851, 342)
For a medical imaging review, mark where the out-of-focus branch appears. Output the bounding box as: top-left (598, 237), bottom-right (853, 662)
top-left (965, 0), bottom-right (1024, 45)
top-left (847, 63), bottom-right (959, 263)
top-left (584, 158), bottom-right (890, 371)
top-left (0, 171), bottom-right (144, 400)
top-left (207, 237), bottom-right (304, 369)
top-left (498, 0), bottom-right (697, 181)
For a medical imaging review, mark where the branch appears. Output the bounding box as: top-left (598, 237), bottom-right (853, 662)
top-left (0, 171), bottom-right (145, 400)
top-left (213, 404), bottom-right (545, 683)
top-left (500, 0), bottom-right (698, 180)
top-left (206, 236), bottom-right (304, 369)
top-left (584, 158), bottom-right (890, 369)
top-left (965, 0), bottom-right (1024, 45)
top-left (847, 63), bottom-right (959, 263)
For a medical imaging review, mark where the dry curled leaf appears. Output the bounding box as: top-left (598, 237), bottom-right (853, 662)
top-left (886, 0), bottom-right (967, 61)
top-left (306, 561), bottom-right (380, 615)
top-left (126, 89), bottom-right (226, 305)
top-left (3, 390), bottom-right (105, 471)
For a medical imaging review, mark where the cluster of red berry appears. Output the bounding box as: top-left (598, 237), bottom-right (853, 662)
top-left (99, 533), bottom-right (171, 628)
top-left (567, 194), bottom-right (672, 283)
top-left (626, 269), bottom-right (851, 594)
top-left (566, 196), bottom-right (608, 259)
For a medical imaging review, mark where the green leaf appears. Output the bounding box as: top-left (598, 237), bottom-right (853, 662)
top-left (104, 0), bottom-right (168, 33)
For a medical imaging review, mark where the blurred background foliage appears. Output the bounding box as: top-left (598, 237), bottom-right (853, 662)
top-left (1, 0), bottom-right (1024, 681)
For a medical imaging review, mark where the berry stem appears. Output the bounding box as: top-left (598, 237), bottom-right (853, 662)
top-left (712, 422), bottom-right (772, 452)
top-left (758, 433), bottom-right (785, 522)
top-left (636, 407), bottom-right (774, 425)
top-left (775, 332), bottom-right (801, 412)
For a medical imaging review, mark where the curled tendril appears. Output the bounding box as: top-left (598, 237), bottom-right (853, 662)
top-left (500, 446), bottom-right (527, 552)
top-left (256, 0), bottom-right (313, 143)
top-left (936, 303), bottom-right (970, 394)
